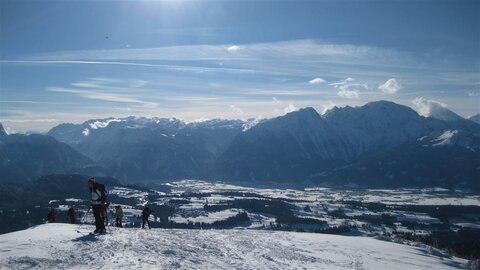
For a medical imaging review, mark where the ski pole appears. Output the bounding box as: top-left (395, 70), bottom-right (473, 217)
top-left (76, 207), bottom-right (91, 233)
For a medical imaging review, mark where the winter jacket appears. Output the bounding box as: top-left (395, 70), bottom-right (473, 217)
top-left (115, 208), bottom-right (123, 218)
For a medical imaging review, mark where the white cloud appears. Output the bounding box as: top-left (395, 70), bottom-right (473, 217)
top-left (227, 45), bottom-right (240, 53)
top-left (329, 77), bottom-right (364, 99)
top-left (82, 128), bottom-right (90, 136)
top-left (321, 101), bottom-right (338, 114)
top-left (378, 78), bottom-right (401, 94)
top-left (337, 89), bottom-right (359, 99)
top-left (309, 77), bottom-right (326, 84)
top-left (229, 105), bottom-right (244, 115)
top-left (284, 103), bottom-right (298, 114)
top-left (89, 119), bottom-right (123, 129)
top-left (412, 97), bottom-right (448, 117)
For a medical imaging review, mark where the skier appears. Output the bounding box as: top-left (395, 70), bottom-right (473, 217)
top-left (46, 208), bottom-right (56, 223)
top-left (115, 205), bottom-right (123, 228)
top-left (142, 206), bottom-right (154, 229)
top-left (101, 202), bottom-right (110, 226)
top-left (67, 207), bottom-right (78, 224)
top-left (87, 177), bottom-right (107, 234)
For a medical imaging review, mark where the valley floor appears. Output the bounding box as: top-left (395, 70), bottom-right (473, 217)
top-left (0, 223), bottom-right (468, 270)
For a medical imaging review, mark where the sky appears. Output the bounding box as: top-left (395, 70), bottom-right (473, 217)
top-left (0, 0), bottom-right (479, 133)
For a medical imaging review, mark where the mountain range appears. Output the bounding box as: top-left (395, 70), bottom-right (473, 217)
top-left (1, 100), bottom-right (479, 190)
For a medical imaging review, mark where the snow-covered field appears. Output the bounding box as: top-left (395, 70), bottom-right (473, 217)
top-left (0, 223), bottom-right (468, 270)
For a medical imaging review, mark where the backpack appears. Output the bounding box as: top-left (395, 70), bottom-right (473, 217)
top-left (96, 183), bottom-right (108, 203)
top-left (142, 207), bottom-right (151, 217)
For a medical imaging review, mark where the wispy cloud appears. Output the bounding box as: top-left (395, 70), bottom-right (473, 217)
top-left (47, 87), bottom-right (158, 107)
top-left (229, 105), bottom-right (244, 115)
top-left (18, 39), bottom-right (416, 69)
top-left (70, 78), bottom-right (148, 91)
top-left (320, 100), bottom-right (338, 114)
top-left (337, 89), bottom-right (359, 99)
top-left (0, 60), bottom-right (164, 67)
top-left (378, 78), bottom-right (401, 94)
top-left (0, 60), bottom-right (278, 76)
top-left (328, 77), bottom-right (355, 87)
top-left (284, 103), bottom-right (298, 114)
top-left (329, 77), bottom-right (366, 99)
top-left (2, 118), bottom-right (58, 123)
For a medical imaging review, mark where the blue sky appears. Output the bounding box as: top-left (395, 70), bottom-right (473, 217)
top-left (1, 0), bottom-right (479, 132)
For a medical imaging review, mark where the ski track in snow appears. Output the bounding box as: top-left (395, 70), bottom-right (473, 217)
top-left (0, 224), bottom-right (467, 270)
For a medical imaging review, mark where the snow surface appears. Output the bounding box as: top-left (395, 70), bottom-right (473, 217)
top-left (0, 224), bottom-right (467, 270)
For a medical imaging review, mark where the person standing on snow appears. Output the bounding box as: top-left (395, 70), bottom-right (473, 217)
top-left (101, 202), bottom-right (110, 226)
top-left (142, 206), bottom-right (154, 229)
top-left (87, 177), bottom-right (107, 234)
top-left (115, 205), bottom-right (123, 228)
top-left (67, 207), bottom-right (78, 224)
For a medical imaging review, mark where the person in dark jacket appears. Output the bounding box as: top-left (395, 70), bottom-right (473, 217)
top-left (67, 207), bottom-right (78, 224)
top-left (88, 177), bottom-right (107, 234)
top-left (142, 206), bottom-right (154, 229)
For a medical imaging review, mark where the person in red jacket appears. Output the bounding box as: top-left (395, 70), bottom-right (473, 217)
top-left (67, 207), bottom-right (78, 224)
top-left (46, 208), bottom-right (56, 223)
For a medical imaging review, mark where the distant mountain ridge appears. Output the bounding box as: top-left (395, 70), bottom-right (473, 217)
top-left (47, 117), bottom-right (254, 181)
top-left (0, 133), bottom-right (92, 182)
top-left (2, 100), bottom-right (479, 190)
top-left (217, 101), bottom-right (480, 188)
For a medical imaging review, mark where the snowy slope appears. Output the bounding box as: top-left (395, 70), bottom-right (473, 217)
top-left (0, 224), bottom-right (467, 270)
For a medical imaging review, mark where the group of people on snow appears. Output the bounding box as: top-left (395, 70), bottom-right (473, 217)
top-left (46, 207), bottom-right (78, 224)
top-left (46, 177), bottom-right (154, 234)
